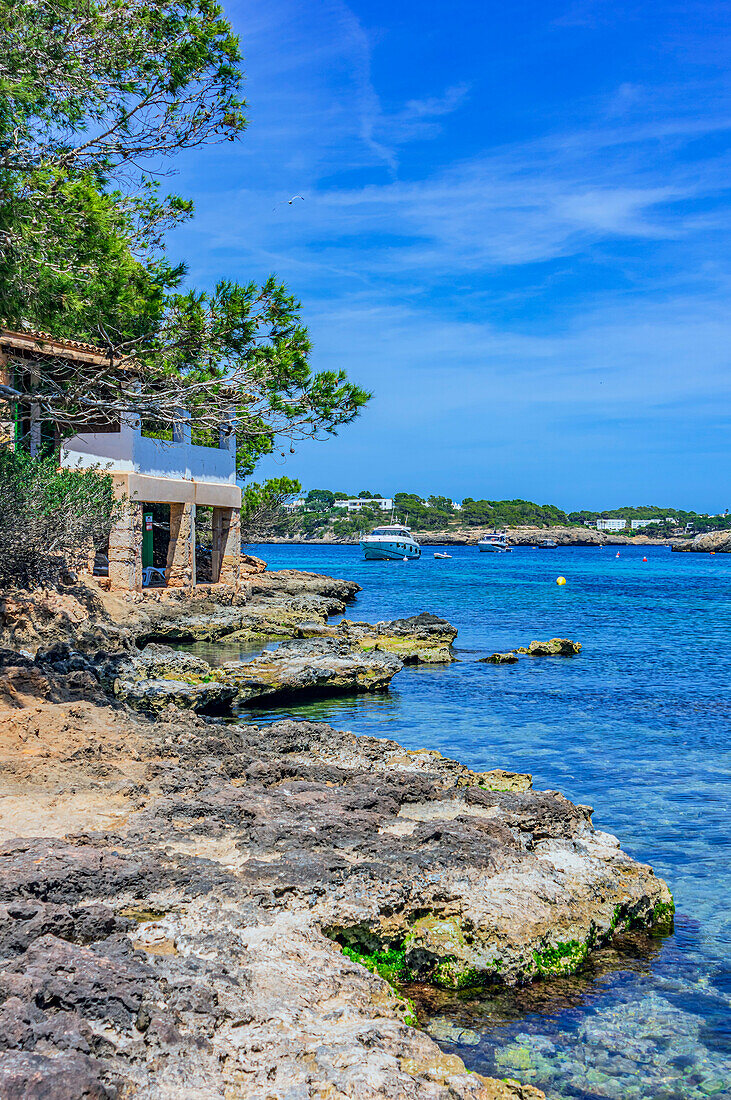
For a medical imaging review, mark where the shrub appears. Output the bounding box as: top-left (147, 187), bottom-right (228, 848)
top-left (0, 450), bottom-right (122, 588)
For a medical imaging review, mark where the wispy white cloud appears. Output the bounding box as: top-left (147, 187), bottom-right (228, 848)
top-left (185, 110), bottom-right (731, 286)
top-left (172, 0), bottom-right (731, 506)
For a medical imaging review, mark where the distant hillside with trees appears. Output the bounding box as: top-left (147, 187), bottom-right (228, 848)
top-left (254, 488), bottom-right (731, 542)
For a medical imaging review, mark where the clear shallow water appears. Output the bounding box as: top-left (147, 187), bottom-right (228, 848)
top-left (243, 543), bottom-right (731, 1098)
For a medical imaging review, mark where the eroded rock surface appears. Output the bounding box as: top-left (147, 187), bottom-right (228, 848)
top-left (0, 644), bottom-right (672, 1098)
top-left (671, 529), bottom-right (731, 553)
top-left (516, 639), bottom-right (582, 656)
top-left (0, 569), bottom-right (362, 655)
top-left (0, 576), bottom-right (671, 1099)
top-left (105, 637), bottom-right (403, 712)
top-left (307, 612), bottom-right (458, 664)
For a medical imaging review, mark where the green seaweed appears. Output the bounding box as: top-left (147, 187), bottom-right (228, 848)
top-left (432, 956), bottom-right (483, 990)
top-left (649, 898), bottom-right (675, 932)
top-left (532, 939), bottom-right (589, 977)
top-left (341, 944), bottom-right (412, 983)
top-left (400, 996), bottom-right (419, 1028)
top-left (339, 944), bottom-right (419, 1026)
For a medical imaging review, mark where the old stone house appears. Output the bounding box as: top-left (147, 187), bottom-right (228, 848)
top-left (0, 328), bottom-right (241, 591)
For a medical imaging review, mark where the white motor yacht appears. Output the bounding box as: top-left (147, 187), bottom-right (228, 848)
top-left (360, 524), bottom-right (421, 561)
top-left (477, 531), bottom-right (511, 553)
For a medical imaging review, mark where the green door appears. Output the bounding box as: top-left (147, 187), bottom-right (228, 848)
top-left (142, 511), bottom-right (154, 569)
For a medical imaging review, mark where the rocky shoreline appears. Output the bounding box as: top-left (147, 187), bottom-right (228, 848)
top-left (670, 529), bottom-right (731, 553)
top-left (0, 567), bottom-right (674, 1099)
top-left (258, 525), bottom-right (673, 547)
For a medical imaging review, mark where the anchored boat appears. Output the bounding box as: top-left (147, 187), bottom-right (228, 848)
top-left (360, 524), bottom-right (421, 561)
top-left (477, 532), bottom-right (511, 553)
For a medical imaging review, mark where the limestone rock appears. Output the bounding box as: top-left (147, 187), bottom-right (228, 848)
top-left (521, 639), bottom-right (581, 656)
top-left (0, 681), bottom-right (674, 1098)
top-left (480, 652), bottom-right (519, 664)
top-left (296, 611), bottom-right (458, 664)
top-left (671, 529), bottom-right (731, 553)
top-left (108, 637), bottom-right (403, 712)
top-left (222, 637), bottom-right (404, 705)
top-left (475, 768), bottom-right (532, 792)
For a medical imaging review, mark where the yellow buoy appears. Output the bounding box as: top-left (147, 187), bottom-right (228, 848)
top-left (556, 576), bottom-right (566, 586)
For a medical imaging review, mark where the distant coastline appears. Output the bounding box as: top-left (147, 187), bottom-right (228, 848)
top-left (252, 524), bottom-right (674, 547)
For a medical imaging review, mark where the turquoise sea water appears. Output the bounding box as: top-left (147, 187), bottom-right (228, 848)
top-left (236, 543), bottom-right (730, 1098)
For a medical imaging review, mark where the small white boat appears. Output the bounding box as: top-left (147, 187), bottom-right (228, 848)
top-left (478, 532), bottom-right (511, 553)
top-left (360, 524), bottom-right (421, 561)
top-left (537, 538), bottom-right (558, 549)
top-left (434, 552), bottom-right (452, 559)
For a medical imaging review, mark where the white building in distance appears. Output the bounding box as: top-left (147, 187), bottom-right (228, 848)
top-left (596, 518), bottom-right (627, 531)
top-left (333, 498), bottom-right (394, 513)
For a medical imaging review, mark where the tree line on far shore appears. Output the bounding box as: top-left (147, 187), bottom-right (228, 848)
top-left (243, 485), bottom-right (730, 541)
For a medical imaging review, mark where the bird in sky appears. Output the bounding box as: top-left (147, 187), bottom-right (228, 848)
top-left (273, 195), bottom-right (305, 212)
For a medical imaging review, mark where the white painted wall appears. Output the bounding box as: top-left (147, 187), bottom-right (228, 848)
top-left (61, 419), bottom-right (236, 486)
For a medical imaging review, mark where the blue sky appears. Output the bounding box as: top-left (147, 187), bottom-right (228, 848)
top-left (170, 0), bottom-right (731, 510)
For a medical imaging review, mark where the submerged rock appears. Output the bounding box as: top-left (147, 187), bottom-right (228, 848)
top-left (481, 652), bottom-right (520, 664)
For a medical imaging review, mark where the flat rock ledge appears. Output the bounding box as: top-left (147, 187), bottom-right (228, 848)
top-left (0, 569), bottom-right (363, 655)
top-left (296, 611), bottom-right (458, 664)
top-left (0, 652), bottom-right (673, 1099)
top-left (106, 637), bottom-right (403, 712)
top-left (100, 612), bottom-right (459, 714)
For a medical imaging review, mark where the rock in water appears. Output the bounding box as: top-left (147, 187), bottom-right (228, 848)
top-left (517, 638), bottom-right (582, 656)
top-left (295, 611), bottom-right (459, 664)
top-left (480, 652), bottom-right (520, 664)
top-left (106, 637), bottom-right (404, 712)
top-left (222, 637), bottom-right (404, 705)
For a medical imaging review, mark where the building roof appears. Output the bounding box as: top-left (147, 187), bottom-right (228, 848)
top-left (0, 327), bottom-right (120, 368)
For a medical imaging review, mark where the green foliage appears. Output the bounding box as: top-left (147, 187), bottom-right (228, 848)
top-left (461, 498), bottom-right (569, 528)
top-left (0, 0), bottom-right (246, 176)
top-left (0, 0), bottom-right (246, 332)
top-left (306, 489), bottom-right (336, 510)
top-left (0, 0), bottom-right (370, 468)
top-left (240, 477), bottom-right (301, 542)
top-left (567, 507), bottom-right (731, 534)
top-left (0, 170), bottom-right (183, 340)
top-left (149, 277), bottom-right (370, 476)
top-left (0, 449), bottom-right (121, 587)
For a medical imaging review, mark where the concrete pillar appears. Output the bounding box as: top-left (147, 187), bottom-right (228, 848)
top-left (108, 504), bottom-right (142, 591)
top-left (211, 506), bottom-right (240, 585)
top-left (166, 502), bottom-right (196, 588)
